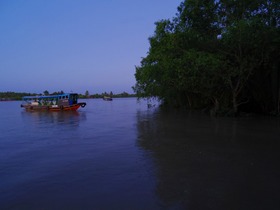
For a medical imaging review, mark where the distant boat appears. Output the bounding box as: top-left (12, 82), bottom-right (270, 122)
top-left (20, 93), bottom-right (86, 111)
top-left (103, 96), bottom-right (113, 101)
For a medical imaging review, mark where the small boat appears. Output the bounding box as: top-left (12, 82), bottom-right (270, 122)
top-left (20, 93), bottom-right (86, 111)
top-left (103, 96), bottom-right (113, 101)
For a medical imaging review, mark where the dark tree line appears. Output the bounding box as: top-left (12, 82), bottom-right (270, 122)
top-left (0, 91), bottom-right (65, 100)
top-left (0, 92), bottom-right (37, 100)
top-left (79, 91), bottom-right (135, 99)
top-left (0, 91), bottom-right (135, 100)
top-left (133, 0), bottom-right (280, 115)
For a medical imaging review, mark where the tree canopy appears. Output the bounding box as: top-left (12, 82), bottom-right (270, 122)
top-left (133, 0), bottom-right (280, 115)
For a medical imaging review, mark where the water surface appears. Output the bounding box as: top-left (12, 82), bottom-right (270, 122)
top-left (0, 98), bottom-right (279, 209)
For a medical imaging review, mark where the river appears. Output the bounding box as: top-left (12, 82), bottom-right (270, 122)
top-left (0, 98), bottom-right (279, 209)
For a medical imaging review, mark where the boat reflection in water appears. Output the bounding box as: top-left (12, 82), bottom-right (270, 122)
top-left (103, 96), bottom-right (113, 101)
top-left (137, 110), bottom-right (280, 209)
top-left (21, 109), bottom-right (87, 128)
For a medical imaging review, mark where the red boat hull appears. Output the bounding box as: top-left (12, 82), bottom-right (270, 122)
top-left (49, 104), bottom-right (81, 111)
top-left (22, 103), bottom-right (86, 111)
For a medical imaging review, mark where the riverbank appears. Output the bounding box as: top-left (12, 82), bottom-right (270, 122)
top-left (0, 91), bottom-right (136, 101)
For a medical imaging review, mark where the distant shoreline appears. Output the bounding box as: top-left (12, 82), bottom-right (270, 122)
top-left (0, 91), bottom-right (136, 101)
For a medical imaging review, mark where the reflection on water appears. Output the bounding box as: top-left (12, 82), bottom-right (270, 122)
top-left (21, 110), bottom-right (86, 126)
top-left (137, 110), bottom-right (280, 209)
top-left (1, 99), bottom-right (159, 209)
top-left (1, 99), bottom-right (280, 209)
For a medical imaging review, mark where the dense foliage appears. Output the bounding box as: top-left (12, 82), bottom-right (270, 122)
top-left (133, 0), bottom-right (280, 115)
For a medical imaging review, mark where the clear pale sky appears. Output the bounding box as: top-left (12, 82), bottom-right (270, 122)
top-left (0, 0), bottom-right (182, 94)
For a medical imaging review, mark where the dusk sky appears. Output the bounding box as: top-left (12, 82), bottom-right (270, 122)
top-left (0, 0), bottom-right (182, 94)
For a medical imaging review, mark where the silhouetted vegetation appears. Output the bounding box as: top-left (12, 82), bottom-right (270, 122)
top-left (133, 0), bottom-right (279, 116)
top-left (0, 92), bottom-right (37, 101)
top-left (0, 91), bottom-right (135, 101)
top-left (79, 91), bottom-right (136, 99)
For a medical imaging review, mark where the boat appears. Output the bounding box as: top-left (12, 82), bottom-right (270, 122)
top-left (103, 96), bottom-right (113, 101)
top-left (20, 93), bottom-right (86, 111)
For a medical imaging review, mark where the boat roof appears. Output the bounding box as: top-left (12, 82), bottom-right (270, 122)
top-left (22, 93), bottom-right (77, 100)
